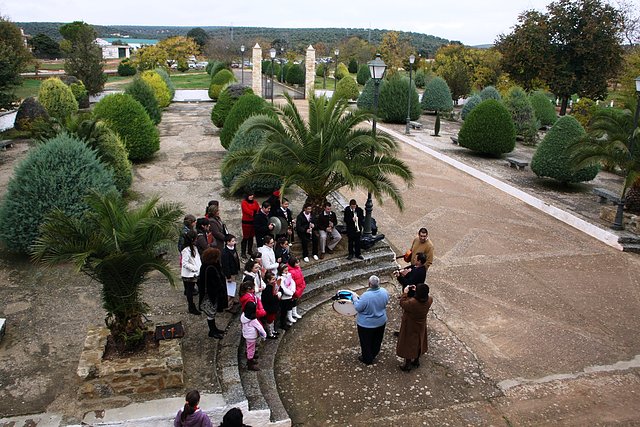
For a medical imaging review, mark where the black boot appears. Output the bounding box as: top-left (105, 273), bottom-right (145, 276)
top-left (241, 238), bottom-right (248, 258)
top-left (189, 303), bottom-right (201, 315)
top-left (207, 319), bottom-right (223, 338)
top-left (212, 319), bottom-right (226, 335)
top-left (247, 238), bottom-right (254, 256)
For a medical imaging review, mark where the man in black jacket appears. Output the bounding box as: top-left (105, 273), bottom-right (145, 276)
top-left (295, 203), bottom-right (319, 262)
top-left (253, 201), bottom-right (274, 248)
top-left (317, 201), bottom-right (342, 258)
top-left (394, 252), bottom-right (427, 291)
top-left (343, 199), bottom-right (364, 260)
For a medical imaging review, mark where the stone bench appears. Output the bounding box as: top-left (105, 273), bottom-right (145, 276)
top-left (450, 136), bottom-right (459, 145)
top-left (408, 121), bottom-right (423, 130)
top-left (0, 140), bottom-right (14, 150)
top-left (593, 187), bottom-right (623, 205)
top-left (505, 157), bottom-right (529, 170)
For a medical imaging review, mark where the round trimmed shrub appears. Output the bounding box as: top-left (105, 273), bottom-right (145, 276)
top-left (209, 69), bottom-right (236, 100)
top-left (458, 99), bottom-right (516, 156)
top-left (357, 78), bottom-right (387, 112)
top-left (529, 91), bottom-right (557, 127)
top-left (413, 69), bottom-right (432, 89)
top-left (316, 63), bottom-right (326, 78)
top-left (531, 115), bottom-right (599, 183)
top-left (334, 75), bottom-right (360, 101)
top-left (211, 84), bottom-right (254, 128)
top-left (69, 81), bottom-right (89, 109)
top-left (93, 93), bottom-right (160, 161)
top-left (14, 97), bottom-right (49, 131)
top-left (480, 86), bottom-right (501, 101)
top-left (461, 94), bottom-right (482, 120)
top-left (219, 94), bottom-right (272, 149)
top-left (356, 64), bottom-right (370, 85)
top-left (125, 77), bottom-right (162, 125)
top-left (154, 67), bottom-right (175, 101)
top-left (140, 70), bottom-right (171, 108)
top-left (118, 58), bottom-right (137, 76)
top-left (38, 77), bottom-right (78, 121)
top-left (285, 64), bottom-right (304, 85)
top-left (335, 62), bottom-right (349, 81)
top-left (421, 76), bottom-right (453, 112)
top-left (503, 86), bottom-right (538, 145)
top-left (209, 61), bottom-right (228, 78)
top-left (348, 58), bottom-right (358, 74)
top-left (0, 133), bottom-right (116, 253)
top-left (378, 75), bottom-right (420, 123)
top-left (222, 122), bottom-right (283, 195)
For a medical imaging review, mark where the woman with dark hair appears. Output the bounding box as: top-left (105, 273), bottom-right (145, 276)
top-left (396, 283), bottom-right (433, 371)
top-left (242, 259), bottom-right (265, 298)
top-left (240, 193), bottom-right (260, 259)
top-left (207, 204), bottom-right (227, 249)
top-left (174, 390), bottom-right (212, 427)
top-left (221, 234), bottom-right (241, 310)
top-left (199, 248), bottom-right (228, 339)
top-left (195, 217), bottom-right (213, 255)
top-left (218, 407), bottom-right (249, 427)
top-left (181, 230), bottom-right (202, 315)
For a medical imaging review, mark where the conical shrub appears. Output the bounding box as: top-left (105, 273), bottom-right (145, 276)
top-left (461, 94), bottom-right (482, 121)
top-left (378, 75), bottom-right (420, 123)
top-left (458, 99), bottom-right (516, 155)
top-left (125, 77), bottom-right (162, 125)
top-left (421, 77), bottom-right (453, 112)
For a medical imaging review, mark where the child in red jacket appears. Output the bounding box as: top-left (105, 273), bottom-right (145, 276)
top-left (287, 256), bottom-right (306, 320)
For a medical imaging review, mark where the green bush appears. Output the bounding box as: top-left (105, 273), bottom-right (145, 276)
top-left (461, 94), bottom-right (482, 120)
top-left (348, 58), bottom-right (358, 74)
top-left (316, 63), bottom-right (326, 78)
top-left (14, 97), bottom-right (49, 131)
top-left (140, 70), bottom-right (171, 108)
top-left (421, 77), bottom-right (453, 112)
top-left (125, 77), bottom-right (162, 125)
top-left (279, 62), bottom-right (292, 83)
top-left (154, 67), bottom-right (175, 101)
top-left (77, 120), bottom-right (133, 193)
top-left (356, 78), bottom-right (387, 112)
top-left (479, 85), bottom-right (501, 101)
top-left (211, 84), bottom-right (254, 128)
top-left (529, 91), bottom-right (558, 127)
top-left (531, 115), bottom-right (599, 183)
top-left (356, 64), bottom-right (370, 85)
top-left (38, 77), bottom-right (78, 121)
top-left (222, 122), bottom-right (282, 194)
top-left (208, 69), bottom-right (236, 100)
top-left (379, 75), bottom-right (421, 123)
top-left (413, 69), bottom-right (432, 89)
top-left (220, 94), bottom-right (272, 149)
top-left (571, 97), bottom-right (597, 129)
top-left (286, 64), bottom-right (305, 85)
top-left (177, 58), bottom-right (189, 72)
top-left (0, 133), bottom-right (115, 253)
top-left (458, 99), bottom-right (516, 155)
top-left (209, 61), bottom-right (228, 78)
top-left (118, 58), bottom-right (137, 76)
top-left (503, 86), bottom-right (539, 145)
top-left (69, 81), bottom-right (89, 109)
top-left (93, 93), bottom-right (160, 161)
top-left (335, 62), bottom-right (349, 80)
top-left (334, 75), bottom-right (360, 101)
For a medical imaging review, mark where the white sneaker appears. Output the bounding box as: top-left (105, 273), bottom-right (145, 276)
top-left (303, 257), bottom-right (310, 263)
top-left (287, 311), bottom-right (297, 323)
top-left (292, 307), bottom-right (303, 319)
top-left (313, 255), bottom-right (319, 261)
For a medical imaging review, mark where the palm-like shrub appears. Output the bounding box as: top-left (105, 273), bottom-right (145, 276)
top-left (219, 93), bottom-right (272, 149)
top-left (93, 93), bottom-right (160, 161)
top-left (38, 77), bottom-right (78, 121)
top-left (529, 91), bottom-right (558, 127)
top-left (461, 94), bottom-right (482, 120)
top-left (421, 77), bottom-right (453, 136)
top-left (480, 86), bottom-right (501, 101)
top-left (32, 190), bottom-right (183, 351)
top-left (286, 64), bottom-right (305, 85)
top-left (503, 86), bottom-right (539, 145)
top-left (458, 99), bottom-right (516, 156)
top-left (125, 77), bottom-right (162, 125)
top-left (379, 75), bottom-right (421, 123)
top-left (334, 75), bottom-right (360, 101)
top-left (0, 133), bottom-right (116, 253)
top-left (335, 62), bottom-right (349, 80)
top-left (14, 97), bottom-right (49, 131)
top-left (532, 115), bottom-right (599, 183)
top-left (140, 70), bottom-right (171, 108)
top-left (356, 64), bottom-right (370, 85)
top-left (356, 78), bottom-right (387, 112)
top-left (209, 69), bottom-right (236, 100)
top-left (154, 67), bottom-right (175, 101)
top-left (222, 94), bottom-right (414, 209)
top-left (211, 84), bottom-right (254, 128)
top-left (117, 58), bottom-right (136, 76)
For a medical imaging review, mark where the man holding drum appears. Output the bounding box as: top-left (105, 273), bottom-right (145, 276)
top-left (353, 275), bottom-right (389, 365)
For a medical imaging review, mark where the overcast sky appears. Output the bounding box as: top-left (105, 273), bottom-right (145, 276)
top-left (1, 0), bottom-right (553, 45)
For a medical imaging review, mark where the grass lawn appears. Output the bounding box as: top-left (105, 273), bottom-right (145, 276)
top-left (314, 73), bottom-right (362, 91)
top-left (14, 79), bottom-right (41, 100)
top-left (169, 72), bottom-right (210, 89)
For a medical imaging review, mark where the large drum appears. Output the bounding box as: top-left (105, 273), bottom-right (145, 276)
top-left (331, 290), bottom-right (359, 316)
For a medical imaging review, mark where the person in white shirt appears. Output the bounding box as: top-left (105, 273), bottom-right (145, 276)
top-left (258, 235), bottom-right (280, 275)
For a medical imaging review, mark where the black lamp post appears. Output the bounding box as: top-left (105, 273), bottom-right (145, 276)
top-left (612, 76), bottom-right (640, 230)
top-left (240, 45), bottom-right (245, 86)
top-left (334, 48), bottom-right (340, 92)
top-left (405, 54), bottom-right (416, 135)
top-left (269, 48), bottom-right (276, 104)
top-left (362, 53), bottom-right (387, 241)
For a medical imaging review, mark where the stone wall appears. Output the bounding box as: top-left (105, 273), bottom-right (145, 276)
top-left (77, 326), bottom-right (183, 398)
top-left (600, 206), bottom-right (640, 235)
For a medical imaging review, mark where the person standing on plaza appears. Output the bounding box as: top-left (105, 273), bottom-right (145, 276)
top-left (254, 201), bottom-right (274, 248)
top-left (394, 252), bottom-right (428, 291)
top-left (221, 234), bottom-right (241, 310)
top-left (343, 199), bottom-right (364, 260)
top-left (181, 230), bottom-right (202, 315)
top-left (317, 201), bottom-right (342, 259)
top-left (396, 283), bottom-right (433, 371)
top-left (295, 203), bottom-right (319, 262)
top-left (198, 248), bottom-right (227, 339)
top-left (240, 193), bottom-right (260, 259)
top-left (272, 197), bottom-right (295, 243)
top-left (241, 301), bottom-right (266, 371)
top-left (408, 227), bottom-right (434, 270)
top-left (207, 204), bottom-right (227, 249)
top-left (353, 275), bottom-right (389, 365)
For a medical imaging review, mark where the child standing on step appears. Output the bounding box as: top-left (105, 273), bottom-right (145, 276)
top-left (241, 301), bottom-right (266, 371)
top-left (261, 271), bottom-right (281, 339)
top-left (277, 263), bottom-right (297, 329)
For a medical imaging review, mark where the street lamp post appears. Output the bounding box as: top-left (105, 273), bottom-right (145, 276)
top-left (269, 48), bottom-right (276, 104)
top-left (405, 54), bottom-right (416, 135)
top-left (612, 76), bottom-right (640, 230)
top-left (362, 53), bottom-right (387, 241)
top-left (240, 45), bottom-right (245, 86)
top-left (334, 48), bottom-right (340, 93)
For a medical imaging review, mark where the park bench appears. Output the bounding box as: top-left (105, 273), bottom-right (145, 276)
top-left (450, 136), bottom-right (459, 145)
top-left (0, 140), bottom-right (14, 150)
top-left (409, 121), bottom-right (423, 130)
top-left (505, 157), bottom-right (529, 170)
top-left (593, 187), bottom-right (623, 205)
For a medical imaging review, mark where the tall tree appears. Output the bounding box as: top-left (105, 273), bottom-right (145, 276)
top-left (0, 17), bottom-right (32, 108)
top-left (29, 33), bottom-right (61, 59)
top-left (157, 36), bottom-right (199, 68)
top-left (378, 31), bottom-right (412, 77)
top-left (60, 21), bottom-right (106, 95)
top-left (186, 27), bottom-right (208, 50)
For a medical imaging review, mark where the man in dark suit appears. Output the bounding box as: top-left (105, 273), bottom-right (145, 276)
top-left (343, 199), bottom-right (364, 260)
top-left (295, 203), bottom-right (319, 262)
top-left (317, 201), bottom-right (341, 258)
top-left (394, 252), bottom-right (427, 291)
top-left (253, 201), bottom-right (274, 248)
top-left (272, 197), bottom-right (294, 243)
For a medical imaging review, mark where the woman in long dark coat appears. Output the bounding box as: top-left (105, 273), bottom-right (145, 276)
top-left (396, 283), bottom-right (433, 371)
top-left (199, 248), bottom-right (229, 339)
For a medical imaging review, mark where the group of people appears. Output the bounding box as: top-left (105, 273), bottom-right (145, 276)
top-left (353, 227), bottom-right (435, 371)
top-left (174, 390), bottom-right (249, 426)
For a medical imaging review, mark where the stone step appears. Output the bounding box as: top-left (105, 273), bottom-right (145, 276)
top-left (622, 243), bottom-right (640, 253)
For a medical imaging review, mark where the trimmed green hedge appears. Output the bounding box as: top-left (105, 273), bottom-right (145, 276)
top-left (0, 133), bottom-right (116, 253)
top-left (356, 78), bottom-right (387, 112)
top-left (154, 67), bottom-right (175, 101)
top-left (69, 81), bottom-right (89, 109)
top-left (421, 77), bottom-right (453, 112)
top-left (93, 93), bottom-right (160, 161)
top-left (125, 77), bottom-right (162, 125)
top-left (479, 85), bottom-right (501, 101)
top-left (219, 94), bottom-right (272, 149)
top-left (211, 84), bottom-right (254, 128)
top-left (529, 91), bottom-right (558, 127)
top-left (118, 58), bottom-right (136, 76)
top-left (334, 75), bottom-right (360, 101)
top-left (335, 62), bottom-right (349, 80)
top-left (458, 99), bottom-right (516, 155)
top-left (140, 70), bottom-right (171, 108)
top-left (38, 77), bottom-right (78, 121)
top-left (209, 69), bottom-right (236, 100)
top-left (379, 75), bottom-right (421, 123)
top-left (286, 64), bottom-right (305, 85)
top-left (461, 94), bottom-right (482, 120)
top-left (503, 86), bottom-right (538, 144)
top-left (356, 64), bottom-right (370, 85)
top-left (348, 58), bottom-right (358, 73)
top-left (531, 115), bottom-right (599, 183)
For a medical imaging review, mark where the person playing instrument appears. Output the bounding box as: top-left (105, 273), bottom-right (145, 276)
top-left (174, 390), bottom-right (212, 427)
top-left (272, 197), bottom-right (295, 243)
top-left (353, 275), bottom-right (389, 365)
top-left (343, 199), bottom-right (364, 260)
top-left (317, 201), bottom-right (342, 259)
top-left (394, 252), bottom-right (428, 291)
top-left (254, 201), bottom-right (274, 248)
top-left (241, 301), bottom-right (266, 371)
top-left (396, 283), bottom-right (433, 372)
top-left (295, 203), bottom-right (319, 263)
top-left (408, 227), bottom-right (434, 269)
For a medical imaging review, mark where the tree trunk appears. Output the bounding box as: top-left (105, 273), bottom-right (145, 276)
top-left (434, 111), bottom-right (441, 136)
top-left (559, 96), bottom-right (569, 116)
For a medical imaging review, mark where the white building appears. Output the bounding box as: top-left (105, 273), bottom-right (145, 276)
top-left (95, 38), bottom-right (133, 59)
